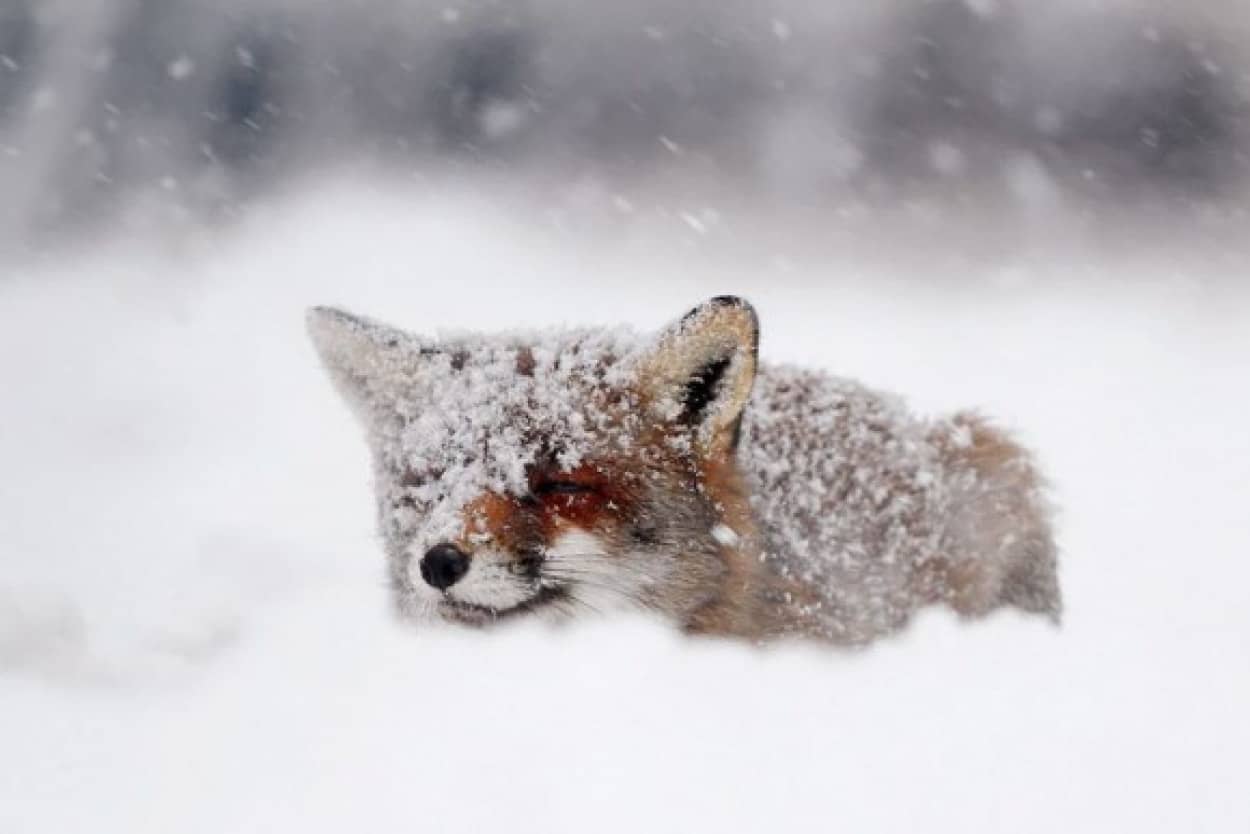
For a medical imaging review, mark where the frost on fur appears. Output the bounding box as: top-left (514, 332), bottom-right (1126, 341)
top-left (307, 297), bottom-right (1059, 645)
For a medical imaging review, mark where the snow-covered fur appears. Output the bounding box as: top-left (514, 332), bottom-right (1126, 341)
top-left (307, 296), bottom-right (1058, 645)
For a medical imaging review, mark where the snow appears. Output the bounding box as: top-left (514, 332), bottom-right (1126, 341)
top-left (308, 307), bottom-right (641, 506)
top-left (929, 142), bottom-right (967, 177)
top-left (711, 523), bottom-right (739, 546)
top-left (2, 184), bottom-right (1250, 832)
top-left (166, 55), bottom-right (195, 81)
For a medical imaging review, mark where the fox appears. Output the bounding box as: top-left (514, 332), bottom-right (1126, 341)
top-left (307, 296), bottom-right (1059, 646)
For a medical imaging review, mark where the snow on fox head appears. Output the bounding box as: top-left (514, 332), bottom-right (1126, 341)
top-left (307, 297), bottom-right (764, 630)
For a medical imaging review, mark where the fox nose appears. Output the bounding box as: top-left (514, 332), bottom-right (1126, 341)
top-left (420, 544), bottom-right (470, 590)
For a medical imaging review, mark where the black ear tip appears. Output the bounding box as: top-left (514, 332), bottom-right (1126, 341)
top-left (674, 296), bottom-right (760, 366)
top-left (682, 295), bottom-right (758, 327)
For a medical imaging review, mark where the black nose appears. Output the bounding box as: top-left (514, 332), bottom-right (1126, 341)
top-left (420, 544), bottom-right (470, 590)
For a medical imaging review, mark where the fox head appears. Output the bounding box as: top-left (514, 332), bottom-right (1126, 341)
top-left (307, 296), bottom-right (780, 635)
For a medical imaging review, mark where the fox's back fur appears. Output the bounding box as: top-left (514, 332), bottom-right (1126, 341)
top-left (743, 367), bottom-right (1058, 644)
top-left (308, 296), bottom-right (1059, 646)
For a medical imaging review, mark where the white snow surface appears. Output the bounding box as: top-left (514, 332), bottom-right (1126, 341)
top-left (2, 184), bottom-right (1249, 833)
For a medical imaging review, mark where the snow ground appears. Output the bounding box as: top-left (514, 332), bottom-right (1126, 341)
top-left (2, 185), bottom-right (1249, 833)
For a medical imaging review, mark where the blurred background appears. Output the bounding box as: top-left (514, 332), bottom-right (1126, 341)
top-left (3, 3), bottom-right (1249, 833)
top-left (2, 0), bottom-right (1249, 262)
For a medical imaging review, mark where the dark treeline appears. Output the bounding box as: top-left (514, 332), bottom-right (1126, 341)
top-left (1, 0), bottom-right (1247, 240)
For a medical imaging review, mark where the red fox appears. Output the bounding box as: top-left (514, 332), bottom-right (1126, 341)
top-left (307, 296), bottom-right (1058, 645)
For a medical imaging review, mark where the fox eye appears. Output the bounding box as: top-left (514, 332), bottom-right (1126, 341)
top-left (532, 480), bottom-right (595, 497)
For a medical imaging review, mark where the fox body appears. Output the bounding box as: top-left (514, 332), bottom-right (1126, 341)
top-left (308, 297), bottom-right (1058, 645)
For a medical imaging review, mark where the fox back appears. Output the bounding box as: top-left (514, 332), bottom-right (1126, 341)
top-left (308, 296), bottom-right (1058, 645)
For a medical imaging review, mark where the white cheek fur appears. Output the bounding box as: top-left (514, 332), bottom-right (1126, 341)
top-left (401, 528), bottom-right (671, 622)
top-left (543, 528), bottom-right (668, 616)
top-left (447, 553), bottom-right (532, 609)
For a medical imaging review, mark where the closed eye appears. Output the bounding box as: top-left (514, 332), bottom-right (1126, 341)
top-left (532, 480), bottom-right (596, 497)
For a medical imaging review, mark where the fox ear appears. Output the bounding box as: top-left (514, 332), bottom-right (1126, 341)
top-left (306, 306), bottom-right (431, 422)
top-left (637, 296), bottom-right (759, 457)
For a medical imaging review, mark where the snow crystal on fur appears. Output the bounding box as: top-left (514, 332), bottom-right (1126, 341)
top-left (744, 364), bottom-right (1058, 644)
top-left (310, 308), bottom-right (645, 552)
